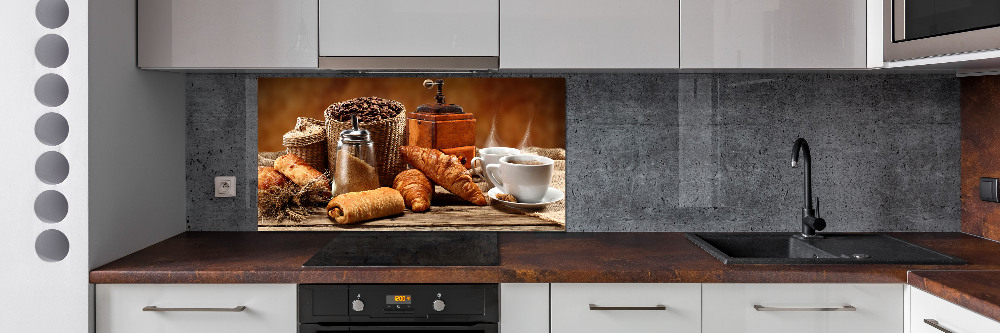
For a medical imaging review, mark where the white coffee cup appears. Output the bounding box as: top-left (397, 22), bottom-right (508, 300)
top-left (471, 147), bottom-right (519, 181)
top-left (485, 155), bottom-right (554, 203)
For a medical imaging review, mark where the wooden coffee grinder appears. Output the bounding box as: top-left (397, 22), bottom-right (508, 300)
top-left (406, 79), bottom-right (476, 168)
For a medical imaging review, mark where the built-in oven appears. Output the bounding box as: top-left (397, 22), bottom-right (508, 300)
top-left (299, 284), bottom-right (498, 333)
top-left (884, 0), bottom-right (1000, 61)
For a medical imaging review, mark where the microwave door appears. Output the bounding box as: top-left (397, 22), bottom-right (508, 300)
top-left (896, 0), bottom-right (1000, 42)
top-left (884, 0), bottom-right (1000, 61)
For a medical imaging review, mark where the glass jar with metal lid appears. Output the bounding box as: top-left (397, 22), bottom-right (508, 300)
top-left (333, 115), bottom-right (380, 196)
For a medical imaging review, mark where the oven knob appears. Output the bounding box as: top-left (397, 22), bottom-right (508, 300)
top-left (432, 299), bottom-right (446, 312)
top-left (352, 299), bottom-right (365, 312)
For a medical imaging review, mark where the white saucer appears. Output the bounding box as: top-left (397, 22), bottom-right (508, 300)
top-left (488, 187), bottom-right (565, 210)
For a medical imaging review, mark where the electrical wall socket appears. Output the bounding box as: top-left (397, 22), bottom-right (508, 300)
top-left (215, 176), bottom-right (236, 197)
top-left (981, 177), bottom-right (999, 202)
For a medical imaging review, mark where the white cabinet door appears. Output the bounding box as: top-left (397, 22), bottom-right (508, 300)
top-left (911, 287), bottom-right (1000, 333)
top-left (96, 284), bottom-right (297, 333)
top-left (138, 0), bottom-right (318, 69)
top-left (550, 283), bottom-right (700, 333)
top-left (702, 283), bottom-right (903, 333)
top-left (681, 0), bottom-right (869, 68)
top-left (319, 0), bottom-right (499, 57)
top-left (500, 0), bottom-right (680, 69)
top-left (500, 284), bottom-right (549, 333)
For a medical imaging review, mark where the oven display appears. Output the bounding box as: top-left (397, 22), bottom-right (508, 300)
top-left (386, 295), bottom-right (412, 304)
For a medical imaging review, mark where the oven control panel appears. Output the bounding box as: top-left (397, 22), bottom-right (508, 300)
top-left (299, 284), bottom-right (498, 323)
top-left (360, 288), bottom-right (451, 315)
top-left (384, 294), bottom-right (414, 312)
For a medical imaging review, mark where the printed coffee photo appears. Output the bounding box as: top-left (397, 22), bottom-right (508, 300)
top-left (256, 77), bottom-right (566, 231)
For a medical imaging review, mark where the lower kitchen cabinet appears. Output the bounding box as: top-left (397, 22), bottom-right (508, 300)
top-left (97, 282), bottom-right (1000, 333)
top-left (702, 283), bottom-right (903, 333)
top-left (550, 283), bottom-right (702, 333)
top-left (500, 283), bottom-right (549, 333)
top-left (95, 284), bottom-right (296, 333)
top-left (910, 287), bottom-right (1000, 333)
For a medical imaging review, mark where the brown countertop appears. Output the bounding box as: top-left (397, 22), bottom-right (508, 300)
top-left (91, 231), bottom-right (1000, 285)
top-left (91, 232), bottom-right (1000, 321)
top-left (908, 270), bottom-right (1000, 323)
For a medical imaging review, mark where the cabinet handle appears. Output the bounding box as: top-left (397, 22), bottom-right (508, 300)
top-left (924, 319), bottom-right (955, 333)
top-left (589, 304), bottom-right (667, 311)
top-left (753, 305), bottom-right (856, 312)
top-left (143, 306), bottom-right (247, 312)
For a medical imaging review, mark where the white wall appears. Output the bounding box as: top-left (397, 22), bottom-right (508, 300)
top-left (88, 0), bottom-right (186, 270)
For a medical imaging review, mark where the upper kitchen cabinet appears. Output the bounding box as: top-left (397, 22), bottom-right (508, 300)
top-left (138, 0), bottom-right (318, 69)
top-left (318, 0), bottom-right (500, 70)
top-left (681, 0), bottom-right (880, 69)
top-left (500, 0), bottom-right (680, 69)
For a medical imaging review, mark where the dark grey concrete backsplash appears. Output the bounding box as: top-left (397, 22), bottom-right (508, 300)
top-left (186, 73), bottom-right (960, 232)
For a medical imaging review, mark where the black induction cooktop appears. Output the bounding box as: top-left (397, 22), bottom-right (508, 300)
top-left (303, 232), bottom-right (499, 267)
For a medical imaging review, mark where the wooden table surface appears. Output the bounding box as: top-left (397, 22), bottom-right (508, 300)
top-left (259, 184), bottom-right (565, 232)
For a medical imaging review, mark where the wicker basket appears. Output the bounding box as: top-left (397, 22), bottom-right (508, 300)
top-left (325, 100), bottom-right (407, 188)
top-left (282, 117), bottom-right (328, 173)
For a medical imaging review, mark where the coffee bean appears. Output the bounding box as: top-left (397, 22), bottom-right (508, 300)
top-left (327, 96), bottom-right (404, 123)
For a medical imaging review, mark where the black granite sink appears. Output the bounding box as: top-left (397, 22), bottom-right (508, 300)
top-left (686, 233), bottom-right (966, 265)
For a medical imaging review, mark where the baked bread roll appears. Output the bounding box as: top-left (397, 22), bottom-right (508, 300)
top-left (400, 146), bottom-right (487, 205)
top-left (326, 187), bottom-right (405, 224)
top-left (257, 166), bottom-right (289, 190)
top-left (393, 169), bottom-right (432, 212)
top-left (274, 153), bottom-right (330, 189)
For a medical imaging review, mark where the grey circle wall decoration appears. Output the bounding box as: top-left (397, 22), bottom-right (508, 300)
top-left (35, 112), bottom-right (69, 146)
top-left (35, 151), bottom-right (69, 185)
top-left (36, 0), bottom-right (69, 29)
top-left (34, 190), bottom-right (68, 223)
top-left (35, 229), bottom-right (69, 262)
top-left (34, 73), bottom-right (69, 107)
top-left (35, 34), bottom-right (69, 68)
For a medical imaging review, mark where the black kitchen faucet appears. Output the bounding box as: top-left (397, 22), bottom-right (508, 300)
top-left (791, 138), bottom-right (826, 238)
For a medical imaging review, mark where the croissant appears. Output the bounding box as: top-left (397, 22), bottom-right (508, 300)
top-left (399, 146), bottom-right (487, 206)
top-left (393, 169), bottom-right (432, 212)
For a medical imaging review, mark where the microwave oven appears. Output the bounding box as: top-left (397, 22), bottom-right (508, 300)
top-left (884, 0), bottom-right (1000, 62)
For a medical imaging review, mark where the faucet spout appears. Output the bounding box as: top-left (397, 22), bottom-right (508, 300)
top-left (791, 138), bottom-right (812, 210)
top-left (791, 138), bottom-right (825, 237)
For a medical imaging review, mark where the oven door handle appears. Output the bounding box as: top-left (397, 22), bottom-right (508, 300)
top-left (309, 324), bottom-right (497, 332)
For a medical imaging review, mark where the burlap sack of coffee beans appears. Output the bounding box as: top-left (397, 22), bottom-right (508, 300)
top-left (325, 97), bottom-right (407, 188)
